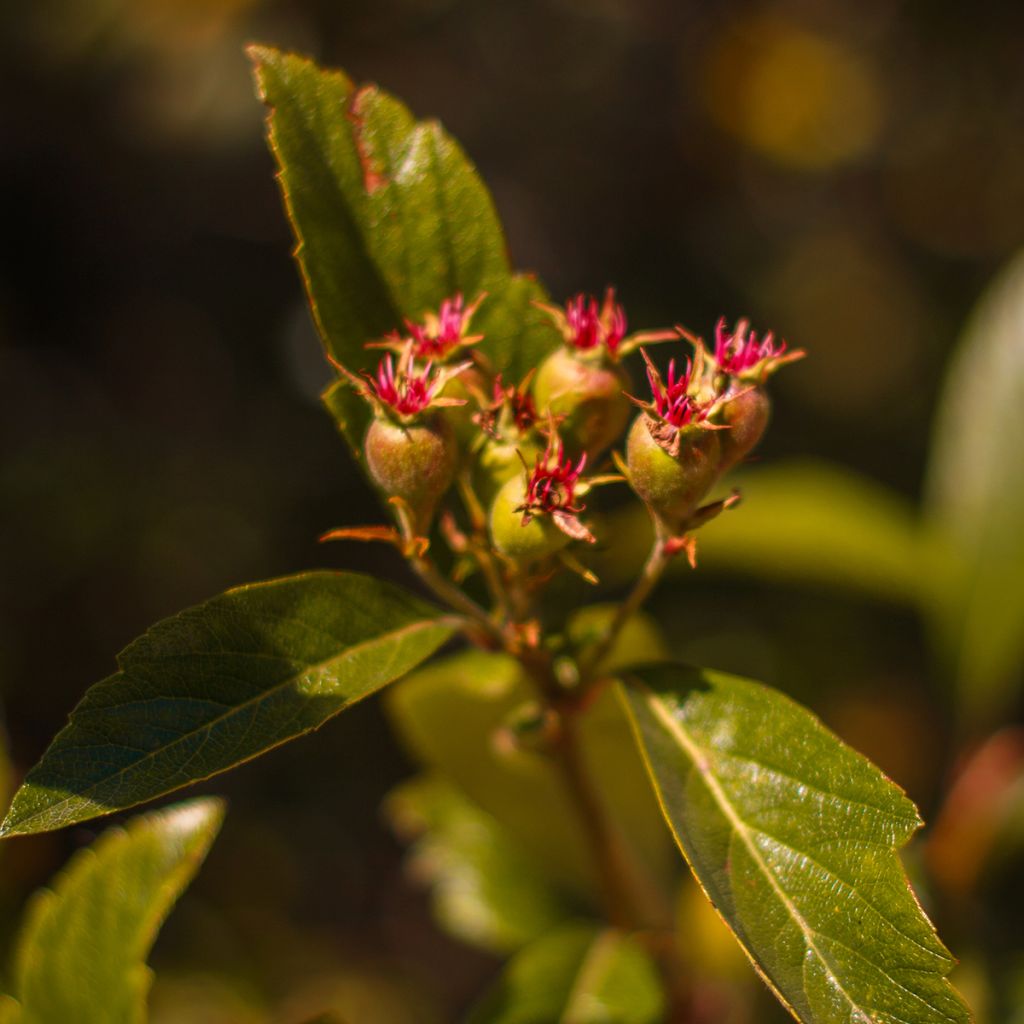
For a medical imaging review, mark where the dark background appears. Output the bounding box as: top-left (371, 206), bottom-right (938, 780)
top-left (2, 1), bottom-right (1023, 1020)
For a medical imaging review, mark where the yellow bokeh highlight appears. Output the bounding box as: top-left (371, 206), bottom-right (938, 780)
top-left (705, 17), bottom-right (882, 170)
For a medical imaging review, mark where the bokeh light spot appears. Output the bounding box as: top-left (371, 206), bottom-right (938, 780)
top-left (705, 17), bottom-right (883, 170)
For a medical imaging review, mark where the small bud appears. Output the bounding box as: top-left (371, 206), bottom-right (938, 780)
top-left (473, 374), bottom-right (543, 502)
top-left (489, 440), bottom-right (594, 563)
top-left (365, 416), bottom-right (458, 536)
top-left (532, 288), bottom-right (674, 458)
top-left (365, 295), bottom-right (487, 452)
top-left (494, 701), bottom-right (560, 754)
top-left (625, 352), bottom-right (722, 532)
top-left (532, 289), bottom-right (627, 458)
top-left (358, 350), bottom-right (465, 533)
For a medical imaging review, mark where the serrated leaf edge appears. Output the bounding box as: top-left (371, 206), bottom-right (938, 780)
top-left (2, 572), bottom-right (456, 837)
top-left (621, 677), bottom-right (971, 1024)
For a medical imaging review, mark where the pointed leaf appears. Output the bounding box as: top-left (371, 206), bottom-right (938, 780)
top-left (621, 664), bottom-right (971, 1024)
top-left (249, 46), bottom-right (558, 379)
top-left (12, 797), bottom-right (224, 1024)
top-left (1, 572), bottom-right (455, 836)
top-left (385, 774), bottom-right (573, 954)
top-left (925, 250), bottom-right (1024, 723)
top-left (466, 923), bottom-right (664, 1024)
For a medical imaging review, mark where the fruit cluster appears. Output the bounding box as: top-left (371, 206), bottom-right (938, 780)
top-left (341, 289), bottom-right (802, 582)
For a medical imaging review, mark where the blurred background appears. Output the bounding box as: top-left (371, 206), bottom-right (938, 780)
top-left (1, 0), bottom-right (1023, 1020)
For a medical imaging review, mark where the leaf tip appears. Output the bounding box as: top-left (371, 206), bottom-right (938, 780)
top-left (244, 42), bottom-right (277, 68)
top-left (164, 795), bottom-right (227, 838)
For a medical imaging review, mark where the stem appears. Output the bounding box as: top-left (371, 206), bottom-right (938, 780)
top-left (578, 537), bottom-right (672, 681)
top-left (411, 554), bottom-right (505, 646)
top-left (515, 647), bottom-right (674, 941)
top-left (553, 711), bottom-right (637, 928)
top-left (456, 473), bottom-right (512, 620)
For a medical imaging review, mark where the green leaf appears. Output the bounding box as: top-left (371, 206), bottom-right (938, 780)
top-left (386, 649), bottom-right (676, 911)
top-left (385, 774), bottom-right (573, 954)
top-left (595, 460), bottom-right (925, 606)
top-left (1, 572), bottom-right (455, 836)
top-left (620, 664), bottom-right (971, 1024)
top-left (321, 376), bottom-right (371, 457)
top-left (472, 274), bottom-right (562, 383)
top-left (249, 45), bottom-right (558, 379)
top-left (10, 797), bottom-right (223, 1024)
top-left (925, 250), bottom-right (1024, 723)
top-left (466, 923), bottom-right (665, 1024)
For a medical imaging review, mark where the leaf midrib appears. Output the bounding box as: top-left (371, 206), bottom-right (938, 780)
top-left (642, 687), bottom-right (882, 1024)
top-left (4, 617), bottom-right (450, 834)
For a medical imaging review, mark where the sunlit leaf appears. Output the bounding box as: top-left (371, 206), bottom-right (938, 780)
top-left (465, 923), bottom-right (664, 1024)
top-left (249, 46), bottom-right (558, 381)
top-left (925, 250), bottom-right (1024, 723)
top-left (1, 572), bottom-right (455, 836)
top-left (385, 774), bottom-right (573, 954)
top-left (10, 797), bottom-right (223, 1024)
top-left (621, 664), bottom-right (971, 1024)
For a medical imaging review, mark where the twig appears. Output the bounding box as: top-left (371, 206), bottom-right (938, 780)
top-left (578, 537), bottom-right (672, 681)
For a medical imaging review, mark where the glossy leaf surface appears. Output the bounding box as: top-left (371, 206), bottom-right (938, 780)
top-left (2, 572), bottom-right (454, 836)
top-left (250, 46), bottom-right (558, 382)
top-left (925, 250), bottom-right (1024, 722)
top-left (466, 923), bottom-right (664, 1024)
top-left (386, 774), bottom-right (572, 954)
top-left (10, 797), bottom-right (223, 1024)
top-left (621, 664), bottom-right (971, 1024)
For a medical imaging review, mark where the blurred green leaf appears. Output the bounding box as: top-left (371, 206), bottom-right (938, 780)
top-left (465, 923), bottom-right (664, 1024)
top-left (565, 605), bottom-right (668, 674)
top-left (9, 797), bottom-right (223, 1024)
top-left (620, 664), bottom-right (970, 1024)
top-left (386, 649), bottom-right (676, 913)
top-left (596, 460), bottom-right (925, 605)
top-left (249, 46), bottom-right (558, 381)
top-left (925, 250), bottom-right (1024, 723)
top-left (1, 572), bottom-right (455, 836)
top-left (385, 774), bottom-right (573, 954)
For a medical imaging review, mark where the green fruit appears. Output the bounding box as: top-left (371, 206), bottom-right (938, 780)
top-left (533, 347), bottom-right (631, 457)
top-left (626, 415), bottom-right (721, 532)
top-left (488, 476), bottom-right (570, 563)
top-left (474, 435), bottom-right (543, 505)
top-left (364, 414), bottom-right (457, 533)
top-left (718, 387), bottom-right (771, 476)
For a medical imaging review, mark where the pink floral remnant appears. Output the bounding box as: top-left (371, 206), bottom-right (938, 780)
top-left (645, 356), bottom-right (708, 428)
top-left (564, 288), bottom-right (628, 355)
top-left (713, 318), bottom-right (789, 376)
top-left (494, 374), bottom-right (538, 434)
top-left (406, 294), bottom-right (483, 360)
top-left (367, 354), bottom-right (442, 416)
top-left (515, 442), bottom-right (593, 541)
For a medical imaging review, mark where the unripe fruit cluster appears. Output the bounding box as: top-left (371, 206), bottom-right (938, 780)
top-left (342, 291), bottom-right (801, 574)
